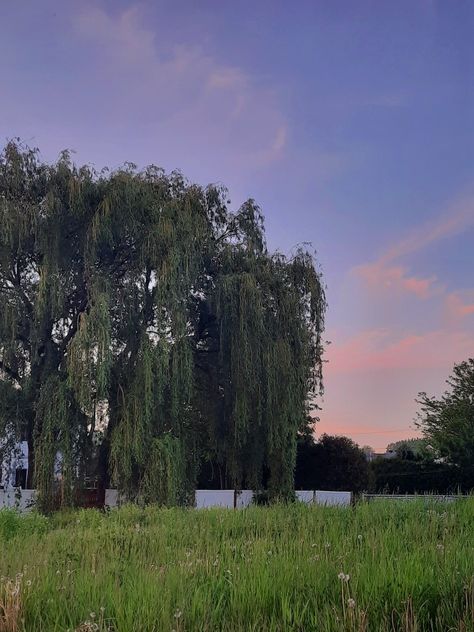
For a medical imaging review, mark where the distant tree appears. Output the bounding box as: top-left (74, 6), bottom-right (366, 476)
top-left (361, 445), bottom-right (375, 460)
top-left (295, 434), bottom-right (370, 492)
top-left (386, 438), bottom-right (434, 462)
top-left (416, 360), bottom-right (474, 469)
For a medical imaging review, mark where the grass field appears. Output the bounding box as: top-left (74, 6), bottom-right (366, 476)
top-left (1, 500), bottom-right (474, 631)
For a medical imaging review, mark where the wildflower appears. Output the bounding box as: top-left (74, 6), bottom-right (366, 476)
top-left (357, 534), bottom-right (363, 541)
top-left (338, 572), bottom-right (350, 582)
top-left (174, 609), bottom-right (182, 619)
top-left (26, 580), bottom-right (32, 586)
top-left (90, 612), bottom-right (96, 619)
top-left (347, 598), bottom-right (356, 609)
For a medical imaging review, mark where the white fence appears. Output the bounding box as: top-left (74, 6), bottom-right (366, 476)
top-left (1, 488), bottom-right (352, 512)
top-left (361, 493), bottom-right (461, 503)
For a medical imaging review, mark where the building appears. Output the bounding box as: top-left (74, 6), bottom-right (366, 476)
top-left (0, 440), bottom-right (29, 489)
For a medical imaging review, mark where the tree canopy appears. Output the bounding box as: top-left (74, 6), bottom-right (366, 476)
top-left (295, 434), bottom-right (370, 493)
top-left (386, 438), bottom-right (433, 461)
top-left (416, 359), bottom-right (474, 470)
top-left (0, 141), bottom-right (326, 509)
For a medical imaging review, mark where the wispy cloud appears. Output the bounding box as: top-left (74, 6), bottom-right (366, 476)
top-left (74, 5), bottom-right (288, 170)
top-left (326, 328), bottom-right (474, 374)
top-left (353, 193), bottom-right (474, 298)
top-left (354, 263), bottom-right (438, 298)
top-left (381, 195), bottom-right (474, 264)
top-left (445, 291), bottom-right (474, 324)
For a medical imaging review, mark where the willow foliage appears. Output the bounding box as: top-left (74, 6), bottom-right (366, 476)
top-left (0, 141), bottom-right (326, 509)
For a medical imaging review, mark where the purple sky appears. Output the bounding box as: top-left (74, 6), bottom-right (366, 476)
top-left (1, 1), bottom-right (473, 450)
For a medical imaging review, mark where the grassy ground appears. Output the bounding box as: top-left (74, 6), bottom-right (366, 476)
top-left (0, 500), bottom-right (474, 631)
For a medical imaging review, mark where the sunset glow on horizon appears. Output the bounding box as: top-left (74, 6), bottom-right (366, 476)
top-left (1, 1), bottom-right (473, 452)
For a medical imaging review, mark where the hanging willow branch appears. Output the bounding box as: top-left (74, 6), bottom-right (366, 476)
top-left (0, 141), bottom-right (326, 510)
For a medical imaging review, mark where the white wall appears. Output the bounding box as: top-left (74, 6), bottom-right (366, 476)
top-left (192, 490), bottom-right (352, 509)
top-left (295, 490), bottom-right (314, 504)
top-left (104, 488), bottom-right (120, 509)
top-left (236, 490), bottom-right (254, 508)
top-left (195, 490), bottom-right (235, 508)
top-left (315, 490), bottom-right (352, 506)
top-left (0, 489), bottom-right (36, 511)
top-left (0, 488), bottom-right (352, 512)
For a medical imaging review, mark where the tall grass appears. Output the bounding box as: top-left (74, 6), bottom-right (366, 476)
top-left (0, 500), bottom-right (473, 631)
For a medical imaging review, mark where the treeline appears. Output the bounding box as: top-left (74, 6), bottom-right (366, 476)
top-left (290, 434), bottom-right (474, 494)
top-left (0, 142), bottom-right (326, 510)
top-left (370, 457), bottom-right (474, 494)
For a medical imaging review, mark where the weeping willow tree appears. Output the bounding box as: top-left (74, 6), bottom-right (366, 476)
top-left (0, 141), bottom-right (326, 510)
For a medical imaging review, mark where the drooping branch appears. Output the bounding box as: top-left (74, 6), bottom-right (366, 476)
top-left (0, 360), bottom-right (21, 385)
top-left (0, 140), bottom-right (326, 510)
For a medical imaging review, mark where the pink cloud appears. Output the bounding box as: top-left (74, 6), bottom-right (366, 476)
top-left (381, 194), bottom-right (474, 264)
top-left (325, 328), bottom-right (474, 374)
top-left (352, 193), bottom-right (474, 299)
top-left (354, 263), bottom-right (437, 298)
top-left (445, 291), bottom-right (474, 323)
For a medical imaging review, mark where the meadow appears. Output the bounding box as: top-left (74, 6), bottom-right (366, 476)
top-left (1, 500), bottom-right (474, 632)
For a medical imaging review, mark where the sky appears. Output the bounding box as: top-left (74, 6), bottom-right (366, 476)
top-left (1, 1), bottom-right (473, 450)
